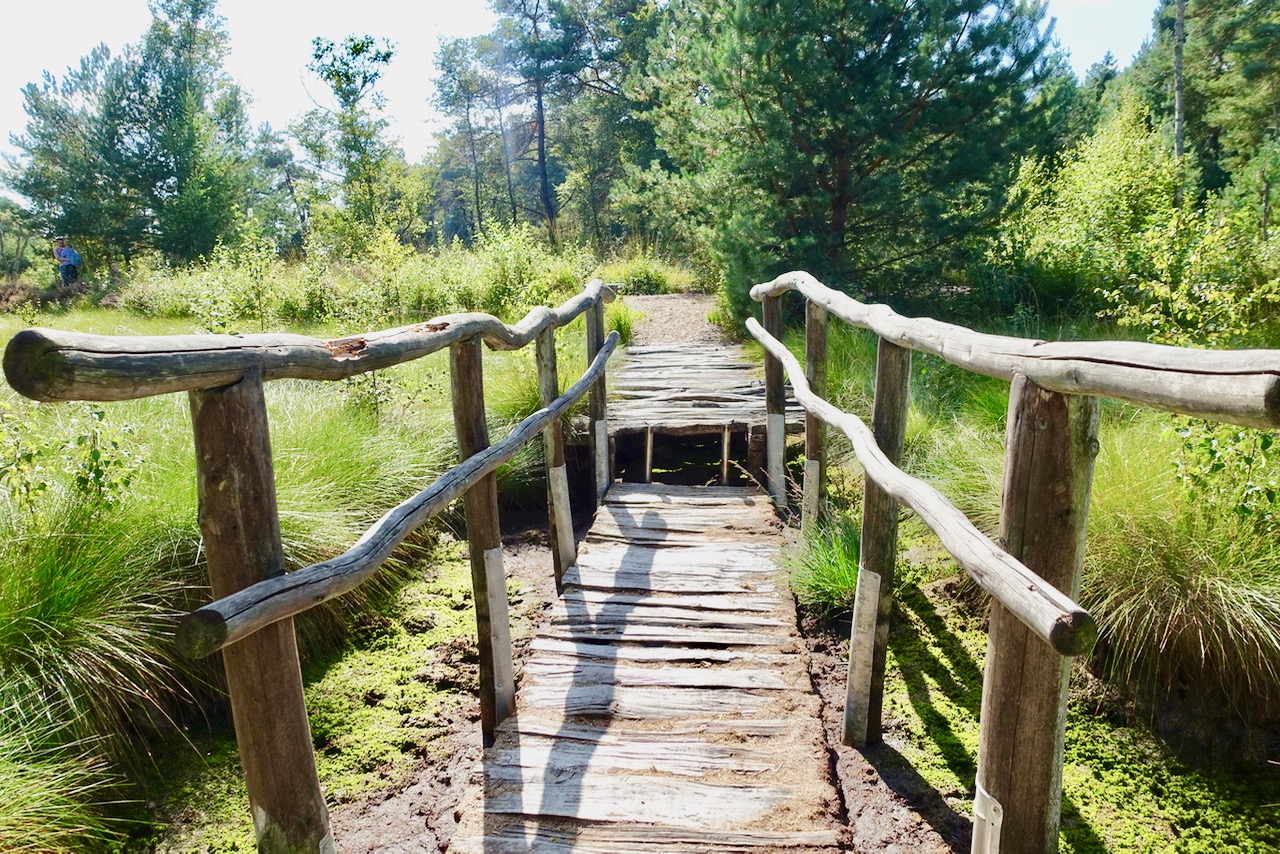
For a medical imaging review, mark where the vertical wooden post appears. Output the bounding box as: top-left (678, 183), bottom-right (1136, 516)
top-left (643, 427), bottom-right (654, 483)
top-left (973, 376), bottom-right (1099, 854)
top-left (586, 299), bottom-right (610, 503)
top-left (762, 294), bottom-right (786, 507)
top-left (536, 326), bottom-right (575, 591)
top-left (802, 300), bottom-right (829, 529)
top-left (189, 367), bottom-right (332, 853)
top-left (721, 425), bottom-right (731, 485)
top-left (844, 339), bottom-right (911, 746)
top-left (451, 337), bottom-right (516, 746)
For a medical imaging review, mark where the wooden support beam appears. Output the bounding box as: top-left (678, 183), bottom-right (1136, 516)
top-left (847, 339), bottom-right (910, 746)
top-left (721, 425), bottom-right (731, 485)
top-left (451, 337), bottom-right (515, 746)
top-left (189, 367), bottom-right (331, 853)
top-left (587, 300), bottom-right (610, 502)
top-left (802, 301), bottom-right (829, 528)
top-left (536, 327), bottom-right (574, 590)
top-left (974, 376), bottom-right (1099, 853)
top-left (762, 295), bottom-right (786, 507)
top-left (644, 426), bottom-right (654, 484)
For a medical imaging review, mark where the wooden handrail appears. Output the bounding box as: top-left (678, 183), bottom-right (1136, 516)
top-left (4, 280), bottom-right (615, 402)
top-left (751, 271), bottom-right (1280, 429)
top-left (176, 330), bottom-right (620, 659)
top-left (745, 317), bottom-right (1095, 657)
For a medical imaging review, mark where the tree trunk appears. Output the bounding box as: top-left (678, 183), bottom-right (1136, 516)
top-left (465, 104), bottom-right (485, 237)
top-left (534, 79), bottom-right (559, 245)
top-left (1174, 0), bottom-right (1186, 202)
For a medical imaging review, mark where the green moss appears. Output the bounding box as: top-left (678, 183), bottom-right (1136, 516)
top-left (304, 553), bottom-right (477, 802)
top-left (877, 580), bottom-right (1280, 852)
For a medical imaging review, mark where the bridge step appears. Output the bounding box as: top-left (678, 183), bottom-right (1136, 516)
top-left (447, 483), bottom-right (842, 852)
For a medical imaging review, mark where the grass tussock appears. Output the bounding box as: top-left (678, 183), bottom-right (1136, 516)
top-left (1, 255), bottom-right (595, 844)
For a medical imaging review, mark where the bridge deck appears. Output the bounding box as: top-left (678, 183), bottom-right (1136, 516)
top-left (608, 343), bottom-right (803, 437)
top-left (448, 483), bottom-right (842, 852)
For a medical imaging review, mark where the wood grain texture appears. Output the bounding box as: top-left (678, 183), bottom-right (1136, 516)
top-left (751, 270), bottom-right (1280, 429)
top-left (189, 368), bottom-right (331, 851)
top-left (447, 484), bottom-right (841, 851)
top-left (607, 344), bottom-right (803, 436)
top-left (5, 280), bottom-right (614, 402)
top-left (863, 338), bottom-right (912, 744)
top-left (975, 377), bottom-right (1099, 854)
top-left (746, 317), bottom-right (1095, 656)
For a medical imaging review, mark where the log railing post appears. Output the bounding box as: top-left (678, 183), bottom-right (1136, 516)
top-left (762, 294), bottom-right (787, 507)
top-left (537, 326), bottom-right (575, 591)
top-left (844, 339), bottom-right (911, 746)
top-left (802, 300), bottom-right (829, 528)
top-left (189, 367), bottom-right (332, 853)
top-left (973, 375), bottom-right (1099, 853)
top-left (586, 298), bottom-right (610, 504)
top-left (451, 337), bottom-right (516, 746)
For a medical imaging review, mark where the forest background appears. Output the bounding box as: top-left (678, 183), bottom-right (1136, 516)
top-left (1, 0), bottom-right (1279, 850)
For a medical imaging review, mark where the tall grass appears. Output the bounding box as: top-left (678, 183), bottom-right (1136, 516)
top-left (1, 242), bottom-right (602, 845)
top-left (793, 309), bottom-right (1280, 726)
top-left (785, 513), bottom-right (862, 615)
top-left (1085, 417), bottom-right (1280, 720)
top-left (0, 714), bottom-right (115, 852)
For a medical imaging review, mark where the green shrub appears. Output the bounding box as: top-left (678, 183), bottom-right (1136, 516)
top-left (1085, 417), bottom-right (1280, 719)
top-left (606, 301), bottom-right (639, 345)
top-left (786, 513), bottom-right (862, 615)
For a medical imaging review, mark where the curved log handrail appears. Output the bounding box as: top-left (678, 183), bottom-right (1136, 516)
top-left (5, 280), bottom-right (615, 402)
top-left (751, 271), bottom-right (1280, 429)
top-left (745, 317), bottom-right (1095, 656)
top-left (176, 330), bottom-right (621, 659)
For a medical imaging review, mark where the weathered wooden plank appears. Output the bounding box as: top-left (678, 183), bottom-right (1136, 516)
top-left (564, 565), bottom-right (779, 595)
top-left (484, 732), bottom-right (775, 777)
top-left (528, 637), bottom-right (791, 665)
top-left (479, 768), bottom-right (793, 827)
top-left (539, 623), bottom-right (786, 648)
top-left (560, 588), bottom-right (777, 613)
top-left (523, 660), bottom-right (795, 691)
top-left (546, 602), bottom-right (786, 631)
top-left (450, 822), bottom-right (840, 854)
top-left (497, 715), bottom-right (787, 745)
top-left (570, 550), bottom-right (781, 576)
top-left (518, 683), bottom-right (775, 718)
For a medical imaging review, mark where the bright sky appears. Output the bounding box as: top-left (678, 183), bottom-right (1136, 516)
top-left (0, 0), bottom-right (1155, 175)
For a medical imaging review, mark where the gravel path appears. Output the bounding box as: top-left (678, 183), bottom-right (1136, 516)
top-left (622, 293), bottom-right (724, 345)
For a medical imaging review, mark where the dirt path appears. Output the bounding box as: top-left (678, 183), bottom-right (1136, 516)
top-left (622, 293), bottom-right (722, 345)
top-left (328, 294), bottom-right (954, 852)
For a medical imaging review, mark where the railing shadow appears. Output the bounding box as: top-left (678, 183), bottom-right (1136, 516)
top-left (481, 497), bottom-right (660, 842)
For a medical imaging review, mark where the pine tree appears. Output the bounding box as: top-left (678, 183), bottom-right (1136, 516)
top-left (648, 0), bottom-right (1054, 312)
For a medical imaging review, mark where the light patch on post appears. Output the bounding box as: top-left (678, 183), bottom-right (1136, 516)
top-left (767, 413), bottom-right (786, 506)
top-left (594, 419), bottom-right (610, 497)
top-left (802, 457), bottom-right (822, 527)
top-left (550, 464), bottom-right (576, 566)
top-left (484, 546), bottom-right (516, 722)
top-left (842, 566), bottom-right (881, 747)
top-left (972, 779), bottom-right (1004, 854)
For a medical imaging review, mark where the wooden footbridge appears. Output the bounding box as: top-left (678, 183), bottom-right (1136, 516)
top-left (7, 275), bottom-right (1279, 853)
